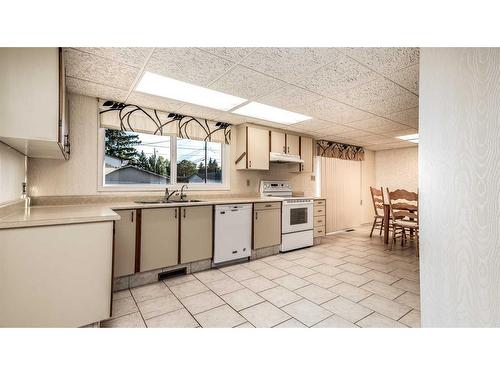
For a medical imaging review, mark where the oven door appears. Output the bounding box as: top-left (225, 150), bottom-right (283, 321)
top-left (282, 201), bottom-right (313, 234)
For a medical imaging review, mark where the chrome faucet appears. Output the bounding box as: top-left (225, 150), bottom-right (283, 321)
top-left (164, 187), bottom-right (178, 201)
top-left (180, 184), bottom-right (188, 201)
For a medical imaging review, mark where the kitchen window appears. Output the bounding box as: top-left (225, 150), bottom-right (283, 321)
top-left (98, 129), bottom-right (229, 191)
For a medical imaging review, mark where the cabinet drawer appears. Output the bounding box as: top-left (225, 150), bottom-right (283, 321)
top-left (314, 206), bottom-right (325, 216)
top-left (314, 199), bottom-right (325, 207)
top-left (314, 216), bottom-right (326, 228)
top-left (254, 202), bottom-right (281, 211)
top-left (314, 226), bottom-right (326, 237)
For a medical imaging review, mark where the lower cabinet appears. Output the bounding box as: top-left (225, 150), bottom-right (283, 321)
top-left (140, 208), bottom-right (179, 272)
top-left (253, 202), bottom-right (281, 249)
top-left (113, 209), bottom-right (136, 277)
top-left (180, 206), bottom-right (213, 263)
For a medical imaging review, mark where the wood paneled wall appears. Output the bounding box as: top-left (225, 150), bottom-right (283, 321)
top-left (420, 48), bottom-right (500, 327)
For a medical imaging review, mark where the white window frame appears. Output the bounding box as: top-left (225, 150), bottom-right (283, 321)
top-left (97, 128), bottom-right (230, 192)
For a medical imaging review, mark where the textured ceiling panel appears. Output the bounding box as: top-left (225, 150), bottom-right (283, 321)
top-left (360, 91), bottom-right (419, 116)
top-left (346, 47), bottom-right (420, 75)
top-left (209, 65), bottom-right (286, 99)
top-left (385, 107), bottom-right (419, 128)
top-left (295, 98), bottom-right (373, 124)
top-left (201, 47), bottom-right (256, 62)
top-left (146, 48), bottom-right (235, 86)
top-left (257, 85), bottom-right (323, 109)
top-left (74, 47), bottom-right (153, 67)
top-left (240, 47), bottom-right (345, 82)
top-left (389, 64), bottom-right (419, 94)
top-left (65, 49), bottom-right (139, 90)
top-left (296, 55), bottom-right (379, 96)
top-left (347, 117), bottom-right (410, 133)
top-left (66, 77), bottom-right (129, 102)
top-left (330, 76), bottom-right (407, 108)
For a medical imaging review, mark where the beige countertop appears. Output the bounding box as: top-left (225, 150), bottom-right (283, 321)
top-left (0, 205), bottom-right (120, 229)
top-left (0, 196), bottom-right (288, 229)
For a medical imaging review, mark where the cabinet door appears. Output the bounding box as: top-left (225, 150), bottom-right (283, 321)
top-left (253, 209), bottom-right (281, 249)
top-left (286, 134), bottom-right (300, 155)
top-left (247, 127), bottom-right (270, 170)
top-left (113, 210), bottom-right (136, 277)
top-left (270, 131), bottom-right (286, 153)
top-left (180, 206), bottom-right (213, 263)
top-left (299, 136), bottom-right (313, 172)
top-left (140, 208), bottom-right (179, 272)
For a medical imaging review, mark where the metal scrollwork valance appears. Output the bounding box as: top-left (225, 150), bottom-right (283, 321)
top-left (99, 100), bottom-right (232, 145)
top-left (316, 140), bottom-right (365, 161)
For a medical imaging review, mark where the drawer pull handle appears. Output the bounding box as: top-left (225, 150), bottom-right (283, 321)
top-left (265, 204), bottom-right (272, 207)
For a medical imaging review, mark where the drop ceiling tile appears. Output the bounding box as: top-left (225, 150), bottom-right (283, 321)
top-left (66, 77), bottom-right (128, 102)
top-left (347, 116), bottom-right (410, 133)
top-left (360, 135), bottom-right (398, 144)
top-left (296, 55), bottom-right (379, 96)
top-left (295, 98), bottom-right (373, 124)
top-left (388, 64), bottom-right (419, 95)
top-left (146, 48), bottom-right (235, 86)
top-left (312, 123), bottom-right (354, 136)
top-left (73, 47), bottom-right (153, 67)
top-left (209, 65), bottom-right (285, 99)
top-left (330, 77), bottom-right (407, 108)
top-left (360, 92), bottom-right (419, 116)
top-left (346, 48), bottom-right (419, 75)
top-left (65, 49), bottom-right (139, 90)
top-left (385, 107), bottom-right (419, 128)
top-left (126, 92), bottom-right (185, 113)
top-left (334, 129), bottom-right (373, 139)
top-left (240, 48), bottom-right (345, 82)
top-left (257, 85), bottom-right (323, 109)
top-left (290, 119), bottom-right (332, 132)
top-left (200, 47), bottom-right (256, 62)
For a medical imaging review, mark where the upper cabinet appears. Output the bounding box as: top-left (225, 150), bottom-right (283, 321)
top-left (235, 125), bottom-right (270, 170)
top-left (270, 131), bottom-right (286, 154)
top-left (286, 134), bottom-right (300, 155)
top-left (299, 136), bottom-right (314, 173)
top-left (0, 48), bottom-right (69, 160)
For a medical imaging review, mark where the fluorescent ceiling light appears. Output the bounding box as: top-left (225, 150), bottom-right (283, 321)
top-left (232, 102), bottom-right (311, 125)
top-left (396, 133), bottom-right (419, 142)
top-left (135, 72), bottom-right (247, 111)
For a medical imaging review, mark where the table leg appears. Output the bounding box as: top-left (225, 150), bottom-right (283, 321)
top-left (383, 205), bottom-right (390, 244)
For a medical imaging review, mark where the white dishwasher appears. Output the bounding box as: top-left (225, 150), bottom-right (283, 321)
top-left (214, 204), bottom-right (252, 264)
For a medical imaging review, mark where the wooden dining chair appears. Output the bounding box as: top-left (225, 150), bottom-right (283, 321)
top-left (386, 188), bottom-right (419, 256)
top-left (369, 186), bottom-right (385, 237)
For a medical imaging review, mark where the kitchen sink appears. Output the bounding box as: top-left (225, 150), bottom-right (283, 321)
top-left (134, 199), bottom-right (204, 204)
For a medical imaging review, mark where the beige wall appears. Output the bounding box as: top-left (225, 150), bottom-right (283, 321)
top-left (375, 146), bottom-right (418, 192)
top-left (420, 48), bottom-right (500, 327)
top-left (0, 141), bottom-right (25, 205)
top-left (28, 94), bottom-right (315, 198)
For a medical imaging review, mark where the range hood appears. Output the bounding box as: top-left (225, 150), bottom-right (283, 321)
top-left (269, 152), bottom-right (304, 164)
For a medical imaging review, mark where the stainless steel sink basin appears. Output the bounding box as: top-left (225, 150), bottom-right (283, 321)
top-left (135, 199), bottom-right (204, 204)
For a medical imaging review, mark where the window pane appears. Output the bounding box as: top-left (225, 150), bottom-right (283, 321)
top-left (176, 138), bottom-right (223, 184)
top-left (104, 129), bottom-right (171, 185)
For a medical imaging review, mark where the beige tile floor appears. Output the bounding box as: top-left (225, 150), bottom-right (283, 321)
top-left (102, 224), bottom-right (420, 328)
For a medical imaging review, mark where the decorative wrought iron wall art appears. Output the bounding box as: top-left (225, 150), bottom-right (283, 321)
top-left (316, 140), bottom-right (365, 161)
top-left (99, 100), bottom-right (232, 145)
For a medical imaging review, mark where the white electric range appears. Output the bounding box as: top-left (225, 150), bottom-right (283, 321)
top-left (260, 180), bottom-right (314, 252)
